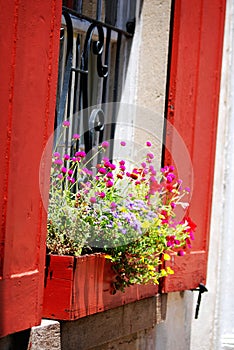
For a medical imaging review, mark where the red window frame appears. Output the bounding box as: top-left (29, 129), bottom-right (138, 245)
top-left (162, 0), bottom-right (226, 292)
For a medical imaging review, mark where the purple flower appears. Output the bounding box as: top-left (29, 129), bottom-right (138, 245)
top-left (57, 174), bottom-right (63, 180)
top-left (146, 141), bottom-right (152, 147)
top-left (63, 120), bottom-right (70, 127)
top-left (101, 141), bottom-right (109, 149)
top-left (53, 152), bottom-right (60, 158)
top-left (120, 141), bottom-right (126, 146)
top-left (73, 133), bottom-right (80, 139)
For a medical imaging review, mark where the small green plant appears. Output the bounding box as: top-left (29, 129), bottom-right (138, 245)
top-left (47, 121), bottom-right (196, 291)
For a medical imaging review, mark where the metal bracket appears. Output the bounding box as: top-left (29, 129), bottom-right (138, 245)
top-left (192, 283), bottom-right (208, 319)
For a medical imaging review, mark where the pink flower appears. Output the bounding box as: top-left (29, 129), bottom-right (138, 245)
top-left (68, 169), bottom-right (73, 175)
top-left (146, 141), bottom-right (152, 147)
top-left (53, 152), bottom-right (60, 158)
top-left (61, 167), bottom-right (67, 173)
top-left (73, 133), bottom-right (80, 139)
top-left (119, 160), bottom-right (125, 165)
top-left (57, 174), bottom-right (63, 180)
top-left (101, 141), bottom-right (109, 149)
top-left (63, 120), bottom-right (70, 127)
top-left (120, 141), bottom-right (126, 146)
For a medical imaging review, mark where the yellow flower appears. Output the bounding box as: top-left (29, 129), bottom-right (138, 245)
top-left (166, 267), bottom-right (174, 275)
top-left (142, 221), bottom-right (150, 229)
top-left (163, 253), bottom-right (171, 261)
top-left (104, 254), bottom-right (112, 259)
top-left (160, 269), bottom-right (167, 277)
top-left (147, 264), bottom-right (155, 271)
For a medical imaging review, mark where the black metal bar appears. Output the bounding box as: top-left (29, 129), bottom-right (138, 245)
top-left (109, 31), bottom-right (122, 159)
top-left (102, 27), bottom-right (111, 104)
top-left (63, 6), bottom-right (133, 38)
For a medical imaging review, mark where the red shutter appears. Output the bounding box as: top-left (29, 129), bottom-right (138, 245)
top-left (0, 1), bottom-right (61, 337)
top-left (162, 0), bottom-right (226, 292)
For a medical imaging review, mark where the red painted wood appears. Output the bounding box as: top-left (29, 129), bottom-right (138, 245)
top-left (43, 254), bottom-right (158, 320)
top-left (0, 0), bottom-right (61, 337)
top-left (162, 0), bottom-right (226, 292)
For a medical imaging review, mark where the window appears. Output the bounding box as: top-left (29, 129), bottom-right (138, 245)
top-left (55, 0), bottom-right (141, 162)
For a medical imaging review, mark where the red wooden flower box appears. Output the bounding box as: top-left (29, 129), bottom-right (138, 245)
top-left (43, 253), bottom-right (158, 320)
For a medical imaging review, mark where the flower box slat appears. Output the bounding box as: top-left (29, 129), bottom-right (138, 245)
top-left (43, 254), bottom-right (158, 321)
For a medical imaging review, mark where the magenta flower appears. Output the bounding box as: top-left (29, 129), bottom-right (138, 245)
top-left (101, 141), bottom-right (109, 149)
top-left (120, 141), bottom-right (126, 146)
top-left (54, 159), bottom-right (63, 165)
top-left (89, 197), bottom-right (97, 204)
top-left (97, 191), bottom-right (105, 198)
top-left (110, 202), bottom-right (117, 209)
top-left (67, 176), bottom-right (75, 184)
top-left (178, 250), bottom-right (185, 256)
top-left (171, 202), bottom-right (176, 209)
top-left (61, 167), bottom-right (67, 173)
top-left (57, 174), bottom-right (63, 180)
top-left (110, 163), bottom-right (116, 170)
top-left (106, 172), bottom-right (113, 178)
top-left (146, 141), bottom-right (152, 147)
top-left (63, 120), bottom-right (70, 127)
top-left (68, 169), bottom-right (73, 175)
top-left (75, 151), bottom-right (86, 158)
top-left (53, 152), bottom-right (60, 158)
top-left (64, 154), bottom-right (70, 160)
top-left (106, 180), bottom-right (114, 188)
top-left (73, 133), bottom-right (80, 139)
top-left (98, 167), bottom-right (106, 175)
top-left (119, 160), bottom-right (125, 165)
top-left (147, 152), bottom-right (154, 159)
